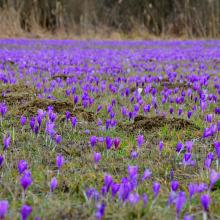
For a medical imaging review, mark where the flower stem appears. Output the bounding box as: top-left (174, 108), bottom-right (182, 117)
top-left (203, 211), bottom-right (207, 220)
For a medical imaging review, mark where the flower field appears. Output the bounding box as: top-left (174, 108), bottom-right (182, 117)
top-left (0, 39), bottom-right (220, 219)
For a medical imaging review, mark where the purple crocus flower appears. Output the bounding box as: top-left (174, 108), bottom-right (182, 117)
top-left (128, 165), bottom-right (138, 179)
top-left (20, 204), bottom-right (32, 220)
top-left (36, 114), bottom-right (42, 127)
top-left (214, 142), bottom-right (220, 158)
top-left (18, 160), bottom-right (28, 175)
top-left (50, 177), bottom-right (58, 192)
top-left (159, 141), bottom-right (164, 152)
top-left (84, 129), bottom-right (90, 135)
top-left (206, 114), bottom-right (213, 123)
top-left (134, 104), bottom-right (140, 113)
top-left (176, 191), bottom-right (187, 218)
top-left (186, 141), bottom-right (193, 152)
top-left (183, 153), bottom-right (195, 166)
top-left (178, 108), bottom-right (183, 116)
top-left (0, 103), bottom-right (7, 118)
top-left (104, 175), bottom-right (113, 191)
top-left (176, 142), bottom-right (184, 154)
top-left (113, 138), bottom-right (120, 149)
top-left (128, 111), bottom-right (133, 121)
top-left (142, 193), bottom-right (148, 207)
top-left (90, 136), bottom-right (97, 148)
top-left (45, 121), bottom-right (55, 137)
top-left (55, 134), bottom-right (62, 144)
top-left (143, 104), bottom-right (151, 113)
top-left (118, 178), bottom-right (131, 201)
top-left (95, 203), bottom-right (105, 220)
top-left (65, 111), bottom-right (71, 121)
top-left (0, 155), bottom-right (3, 167)
top-left (20, 171), bottom-right (32, 191)
top-left (111, 183), bottom-right (120, 198)
top-left (170, 169), bottom-right (174, 180)
top-left (109, 111), bottom-right (115, 119)
top-left (3, 134), bottom-right (10, 151)
top-left (200, 101), bottom-right (207, 112)
top-left (86, 188), bottom-right (100, 201)
top-left (168, 188), bottom-right (178, 205)
top-left (48, 110), bottom-right (56, 122)
top-left (37, 109), bottom-right (46, 118)
top-left (210, 124), bottom-right (217, 136)
top-left (74, 95), bottom-right (78, 105)
top-left (169, 107), bottom-right (174, 114)
top-left (97, 137), bottom-right (104, 143)
top-left (121, 106), bottom-right (127, 117)
top-left (153, 182), bottom-right (160, 197)
top-left (105, 119), bottom-right (111, 130)
top-left (200, 194), bottom-right (210, 212)
top-left (128, 192), bottom-right (140, 205)
top-left (203, 127), bottom-right (212, 138)
top-left (105, 136), bottom-right (113, 150)
top-left (142, 169), bottom-right (152, 181)
top-left (97, 119), bottom-right (102, 128)
top-left (137, 135), bottom-right (144, 148)
top-left (198, 183), bottom-right (208, 193)
top-left (29, 117), bottom-right (35, 131)
top-left (56, 154), bottom-right (64, 170)
top-left (171, 180), bottom-right (179, 191)
top-left (130, 151), bottom-right (138, 159)
top-left (93, 152), bottom-right (101, 164)
top-left (210, 169), bottom-right (220, 188)
top-left (204, 153), bottom-right (214, 170)
top-left (71, 117), bottom-right (77, 128)
top-left (34, 126), bottom-right (39, 135)
top-left (188, 183), bottom-right (198, 200)
top-left (0, 200), bottom-right (9, 219)
top-left (20, 116), bottom-right (27, 127)
top-left (97, 105), bottom-right (102, 113)
top-left (187, 111), bottom-right (193, 119)
top-left (183, 215), bottom-right (194, 220)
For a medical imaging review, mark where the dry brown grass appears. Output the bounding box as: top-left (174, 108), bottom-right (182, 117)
top-left (0, 7), bottom-right (156, 40)
top-left (0, 7), bottom-right (24, 38)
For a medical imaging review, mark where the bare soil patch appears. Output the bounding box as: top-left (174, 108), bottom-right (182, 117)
top-left (121, 115), bottom-right (200, 133)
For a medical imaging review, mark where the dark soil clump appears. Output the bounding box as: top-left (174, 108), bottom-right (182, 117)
top-left (17, 98), bottom-right (96, 122)
top-left (18, 98), bottom-right (75, 114)
top-left (161, 82), bottom-right (190, 90)
top-left (50, 74), bottom-right (84, 81)
top-left (50, 74), bottom-right (70, 81)
top-left (0, 84), bottom-right (37, 104)
top-left (124, 115), bottom-right (199, 132)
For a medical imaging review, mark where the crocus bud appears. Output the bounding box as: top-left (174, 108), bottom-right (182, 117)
top-left (0, 200), bottom-right (9, 219)
top-left (93, 152), bottom-right (101, 164)
top-left (20, 171), bottom-right (32, 191)
top-left (200, 194), bottom-right (210, 212)
top-left (56, 154), bottom-right (64, 170)
top-left (50, 177), bottom-right (58, 192)
top-left (20, 116), bottom-right (27, 126)
top-left (18, 160), bottom-right (28, 175)
top-left (20, 204), bottom-right (32, 220)
top-left (113, 138), bottom-right (120, 149)
top-left (153, 182), bottom-right (160, 197)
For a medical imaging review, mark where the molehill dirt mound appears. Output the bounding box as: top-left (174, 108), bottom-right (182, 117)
top-left (17, 98), bottom-right (95, 122)
top-left (123, 115), bottom-right (199, 132)
top-left (0, 84), bottom-right (37, 104)
top-left (50, 74), bottom-right (71, 81)
top-left (50, 73), bottom-right (85, 81)
top-left (160, 82), bottom-right (190, 90)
